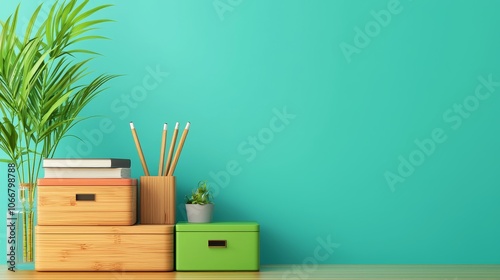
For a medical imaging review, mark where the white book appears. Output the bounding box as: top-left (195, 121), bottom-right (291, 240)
top-left (43, 167), bottom-right (131, 178)
top-left (43, 158), bottom-right (131, 168)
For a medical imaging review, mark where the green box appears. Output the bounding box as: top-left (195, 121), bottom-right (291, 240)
top-left (175, 222), bottom-right (259, 271)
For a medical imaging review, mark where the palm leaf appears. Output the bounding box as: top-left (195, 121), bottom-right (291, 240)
top-left (0, 0), bottom-right (116, 184)
top-left (22, 5), bottom-right (44, 44)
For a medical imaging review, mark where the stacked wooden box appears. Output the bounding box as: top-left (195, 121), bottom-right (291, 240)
top-left (35, 158), bottom-right (174, 271)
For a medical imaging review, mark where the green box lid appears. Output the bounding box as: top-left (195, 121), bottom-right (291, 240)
top-left (176, 222), bottom-right (259, 232)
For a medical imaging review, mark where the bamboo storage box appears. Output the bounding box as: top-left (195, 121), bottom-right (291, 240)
top-left (176, 222), bottom-right (260, 271)
top-left (35, 225), bottom-right (174, 271)
top-left (37, 178), bottom-right (137, 226)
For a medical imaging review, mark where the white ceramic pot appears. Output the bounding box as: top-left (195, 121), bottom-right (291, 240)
top-left (185, 204), bottom-right (214, 223)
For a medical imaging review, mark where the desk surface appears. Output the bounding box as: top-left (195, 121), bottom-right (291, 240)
top-left (1, 265), bottom-right (500, 279)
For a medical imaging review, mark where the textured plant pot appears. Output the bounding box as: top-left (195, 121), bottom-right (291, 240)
top-left (186, 204), bottom-right (214, 223)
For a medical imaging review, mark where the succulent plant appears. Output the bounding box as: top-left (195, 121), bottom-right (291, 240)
top-left (185, 180), bottom-right (213, 205)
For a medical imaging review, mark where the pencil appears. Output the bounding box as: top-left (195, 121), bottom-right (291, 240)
top-left (130, 122), bottom-right (150, 176)
top-left (158, 123), bottom-right (167, 176)
top-left (167, 122), bottom-right (190, 176)
top-left (164, 122), bottom-right (179, 176)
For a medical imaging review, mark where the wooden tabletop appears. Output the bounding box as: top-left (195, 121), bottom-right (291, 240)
top-left (1, 264), bottom-right (500, 279)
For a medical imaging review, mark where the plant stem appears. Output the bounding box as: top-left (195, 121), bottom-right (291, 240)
top-left (23, 211), bottom-right (27, 261)
top-left (20, 183), bottom-right (34, 263)
top-left (28, 210), bottom-right (33, 261)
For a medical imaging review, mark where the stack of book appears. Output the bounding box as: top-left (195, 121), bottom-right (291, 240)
top-left (43, 158), bottom-right (131, 178)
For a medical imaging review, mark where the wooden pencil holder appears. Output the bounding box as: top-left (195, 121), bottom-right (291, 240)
top-left (140, 176), bottom-right (176, 225)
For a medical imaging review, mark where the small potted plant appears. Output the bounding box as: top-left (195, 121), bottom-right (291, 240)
top-left (185, 180), bottom-right (214, 223)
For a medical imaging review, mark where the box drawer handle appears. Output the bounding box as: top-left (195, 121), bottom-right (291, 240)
top-left (76, 194), bottom-right (96, 201)
top-left (208, 240), bottom-right (227, 248)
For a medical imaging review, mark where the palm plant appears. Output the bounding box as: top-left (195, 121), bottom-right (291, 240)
top-left (0, 0), bottom-right (116, 263)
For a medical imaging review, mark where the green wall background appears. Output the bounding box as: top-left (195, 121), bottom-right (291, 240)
top-left (1, 0), bottom-right (500, 265)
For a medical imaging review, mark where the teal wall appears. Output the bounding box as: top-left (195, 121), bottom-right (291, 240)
top-left (1, 0), bottom-right (500, 265)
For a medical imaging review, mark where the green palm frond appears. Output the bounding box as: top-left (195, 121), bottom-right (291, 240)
top-left (0, 0), bottom-right (116, 184)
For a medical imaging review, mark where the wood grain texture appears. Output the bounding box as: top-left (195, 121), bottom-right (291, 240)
top-left (140, 176), bottom-right (175, 225)
top-left (38, 178), bottom-right (137, 186)
top-left (36, 225), bottom-right (173, 234)
top-left (37, 185), bottom-right (137, 226)
top-left (35, 225), bottom-right (173, 271)
top-left (2, 265), bottom-right (500, 279)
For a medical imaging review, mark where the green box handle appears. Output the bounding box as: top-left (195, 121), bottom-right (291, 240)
top-left (208, 240), bottom-right (227, 248)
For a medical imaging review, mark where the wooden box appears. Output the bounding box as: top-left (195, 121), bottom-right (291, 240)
top-left (37, 178), bottom-right (137, 226)
top-left (35, 225), bottom-right (174, 271)
top-left (176, 222), bottom-right (260, 271)
top-left (140, 176), bottom-right (175, 224)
